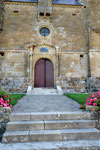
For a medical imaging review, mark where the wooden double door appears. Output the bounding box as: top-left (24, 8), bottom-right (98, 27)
top-left (34, 59), bottom-right (54, 88)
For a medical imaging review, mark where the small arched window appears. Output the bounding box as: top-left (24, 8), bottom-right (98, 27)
top-left (40, 27), bottom-right (50, 37)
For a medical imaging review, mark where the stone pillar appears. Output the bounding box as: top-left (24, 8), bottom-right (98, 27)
top-left (29, 47), bottom-right (33, 86)
top-left (56, 47), bottom-right (60, 78)
top-left (0, 0), bottom-right (4, 32)
top-left (55, 46), bottom-right (61, 87)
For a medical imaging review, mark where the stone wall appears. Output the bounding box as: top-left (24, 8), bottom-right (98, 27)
top-left (60, 53), bottom-right (88, 77)
top-left (56, 52), bottom-right (88, 93)
top-left (0, 108), bottom-right (11, 141)
top-left (87, 50), bottom-right (100, 92)
top-left (0, 0), bottom-right (4, 32)
top-left (38, 0), bottom-right (52, 14)
top-left (89, 51), bottom-right (100, 77)
top-left (87, 77), bottom-right (100, 92)
top-left (79, 0), bottom-right (100, 52)
top-left (0, 3), bottom-right (37, 50)
top-left (52, 5), bottom-right (87, 52)
top-left (79, 0), bottom-right (100, 92)
top-left (0, 2), bottom-right (88, 92)
top-left (0, 3), bottom-right (86, 52)
top-left (0, 51), bottom-right (29, 92)
top-left (79, 0), bottom-right (100, 28)
top-left (56, 77), bottom-right (87, 93)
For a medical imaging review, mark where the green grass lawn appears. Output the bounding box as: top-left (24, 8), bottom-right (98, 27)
top-left (9, 94), bottom-right (25, 106)
top-left (65, 93), bottom-right (91, 106)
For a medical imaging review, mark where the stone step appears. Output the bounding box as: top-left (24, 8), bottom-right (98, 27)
top-left (10, 112), bottom-right (91, 121)
top-left (1, 140), bottom-right (100, 150)
top-left (31, 88), bottom-right (58, 95)
top-left (2, 128), bottom-right (100, 143)
top-left (6, 120), bottom-right (95, 131)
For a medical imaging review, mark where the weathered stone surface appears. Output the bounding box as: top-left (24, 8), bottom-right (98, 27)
top-left (62, 128), bottom-right (100, 141)
top-left (59, 112), bottom-right (91, 120)
top-left (11, 95), bottom-right (82, 113)
top-left (2, 128), bottom-right (100, 143)
top-left (31, 88), bottom-right (58, 95)
top-left (10, 113), bottom-right (31, 122)
top-left (85, 105), bottom-right (98, 112)
top-left (30, 112), bottom-right (59, 121)
top-left (5, 119), bottom-right (95, 131)
top-left (44, 120), bottom-right (95, 130)
top-left (87, 77), bottom-right (100, 92)
top-left (0, 108), bottom-right (11, 141)
top-left (10, 112), bottom-right (92, 122)
top-left (38, 0), bottom-right (52, 15)
top-left (6, 121), bottom-right (44, 131)
top-left (1, 140), bottom-right (100, 150)
top-left (30, 130), bottom-right (62, 142)
top-left (0, 0), bottom-right (4, 32)
top-left (2, 131), bottom-right (29, 143)
top-left (2, 107), bottom-right (12, 114)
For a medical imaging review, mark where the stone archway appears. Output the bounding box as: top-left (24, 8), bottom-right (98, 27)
top-left (34, 58), bottom-right (54, 88)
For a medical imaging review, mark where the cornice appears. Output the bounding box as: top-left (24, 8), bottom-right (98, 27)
top-left (89, 49), bottom-right (100, 52)
top-left (4, 1), bottom-right (37, 6)
top-left (53, 4), bottom-right (83, 8)
top-left (61, 51), bottom-right (87, 54)
top-left (4, 1), bottom-right (83, 8)
top-left (0, 49), bottom-right (27, 53)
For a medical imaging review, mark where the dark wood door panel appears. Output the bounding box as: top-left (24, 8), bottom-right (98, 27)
top-left (34, 59), bottom-right (45, 87)
top-left (45, 60), bottom-right (54, 87)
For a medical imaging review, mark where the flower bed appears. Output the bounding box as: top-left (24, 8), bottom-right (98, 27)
top-left (79, 91), bottom-right (100, 113)
top-left (0, 87), bottom-right (13, 109)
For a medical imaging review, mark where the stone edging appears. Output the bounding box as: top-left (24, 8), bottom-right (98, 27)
top-left (0, 107), bottom-right (12, 141)
top-left (90, 111), bottom-right (100, 130)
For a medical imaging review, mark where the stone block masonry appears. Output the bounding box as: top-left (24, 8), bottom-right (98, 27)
top-left (0, 0), bottom-right (4, 32)
top-left (56, 77), bottom-right (87, 93)
top-left (0, 107), bottom-right (11, 141)
top-left (0, 51), bottom-right (30, 92)
top-left (87, 77), bottom-right (100, 93)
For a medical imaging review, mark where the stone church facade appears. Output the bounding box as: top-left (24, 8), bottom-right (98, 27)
top-left (0, 0), bottom-right (100, 93)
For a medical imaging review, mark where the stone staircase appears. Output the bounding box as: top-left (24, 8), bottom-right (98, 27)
top-left (27, 88), bottom-right (58, 95)
top-left (27, 86), bottom-right (64, 95)
top-left (31, 88), bottom-right (58, 95)
top-left (2, 112), bottom-right (100, 149)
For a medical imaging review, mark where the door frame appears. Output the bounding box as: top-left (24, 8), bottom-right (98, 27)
top-left (29, 45), bottom-right (57, 88)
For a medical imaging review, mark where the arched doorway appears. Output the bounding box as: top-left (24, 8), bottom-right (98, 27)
top-left (34, 59), bottom-right (54, 88)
